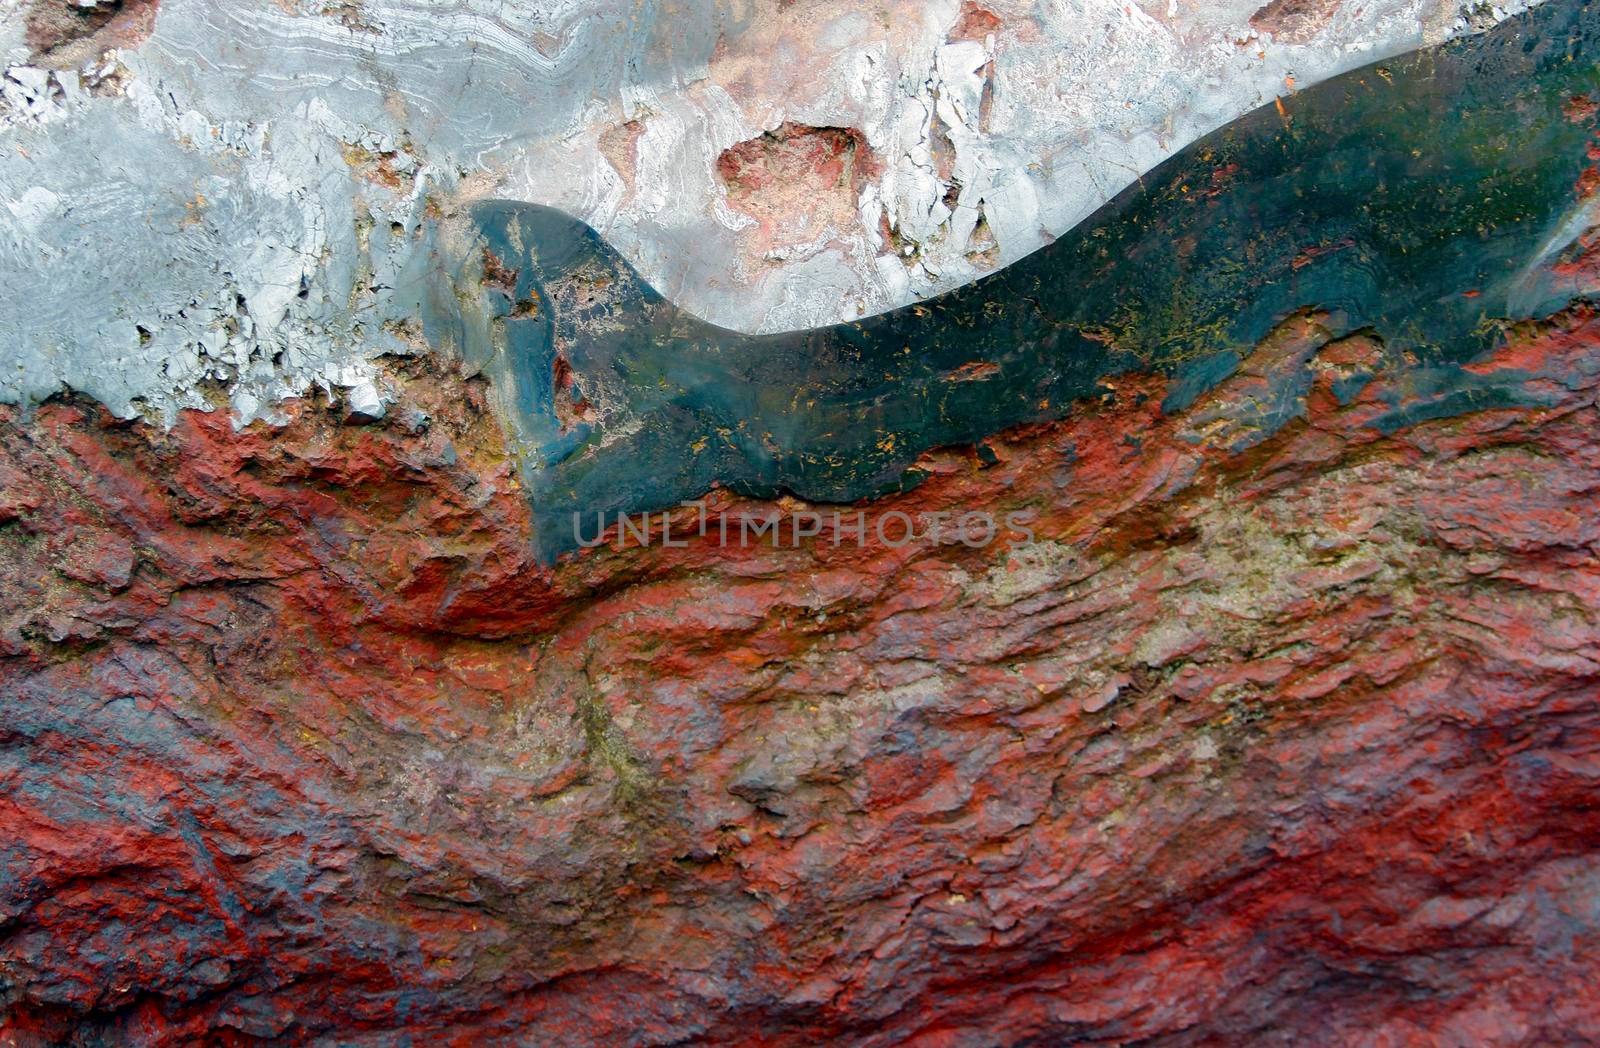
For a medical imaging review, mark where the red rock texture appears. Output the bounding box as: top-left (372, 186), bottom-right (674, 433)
top-left (716, 123), bottom-right (883, 268)
top-left (1248, 0), bottom-right (1345, 45)
top-left (3, 310), bottom-right (1600, 1044)
top-left (23, 0), bottom-right (161, 67)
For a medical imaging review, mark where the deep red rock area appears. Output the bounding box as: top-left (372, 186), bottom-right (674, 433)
top-left (2, 311), bottom-right (1600, 1044)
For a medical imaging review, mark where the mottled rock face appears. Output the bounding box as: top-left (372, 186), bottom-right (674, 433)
top-left (4, 303), bottom-right (1600, 1043)
top-left (5, 0), bottom-right (1600, 1044)
top-left (0, 0), bottom-right (1546, 424)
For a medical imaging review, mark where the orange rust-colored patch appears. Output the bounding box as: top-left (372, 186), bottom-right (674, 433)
top-left (950, 1), bottom-right (1003, 42)
top-left (1290, 237), bottom-right (1355, 271)
top-left (946, 361), bottom-right (1002, 382)
top-left (597, 119), bottom-right (647, 199)
top-left (340, 143), bottom-right (412, 192)
top-left (481, 248), bottom-right (519, 295)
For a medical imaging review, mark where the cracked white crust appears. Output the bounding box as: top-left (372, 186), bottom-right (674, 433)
top-left (0, 0), bottom-right (1539, 424)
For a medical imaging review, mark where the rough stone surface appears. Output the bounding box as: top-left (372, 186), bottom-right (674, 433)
top-left (4, 3), bottom-right (1598, 1042)
top-left (0, 0), bottom-right (1541, 423)
top-left (4, 305), bottom-right (1600, 1044)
